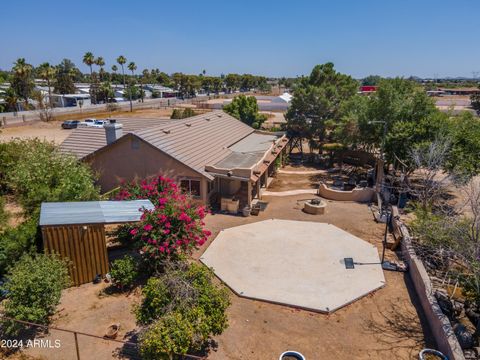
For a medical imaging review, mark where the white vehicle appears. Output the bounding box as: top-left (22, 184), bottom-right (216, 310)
top-left (82, 118), bottom-right (96, 126)
top-left (91, 120), bottom-right (108, 128)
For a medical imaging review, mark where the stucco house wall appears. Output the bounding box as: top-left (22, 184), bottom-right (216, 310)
top-left (86, 134), bottom-right (210, 203)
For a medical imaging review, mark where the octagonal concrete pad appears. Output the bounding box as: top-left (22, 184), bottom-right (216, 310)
top-left (201, 219), bottom-right (385, 313)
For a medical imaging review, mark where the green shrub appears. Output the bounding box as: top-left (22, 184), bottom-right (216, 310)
top-left (0, 197), bottom-right (8, 228)
top-left (170, 108), bottom-right (196, 120)
top-left (182, 107), bottom-right (195, 118)
top-left (139, 312), bottom-right (194, 360)
top-left (170, 109), bottom-right (182, 119)
top-left (0, 217), bottom-right (39, 277)
top-left (1, 254), bottom-right (70, 335)
top-left (136, 261), bottom-right (230, 356)
top-left (109, 255), bottom-right (138, 290)
top-left (0, 139), bottom-right (99, 214)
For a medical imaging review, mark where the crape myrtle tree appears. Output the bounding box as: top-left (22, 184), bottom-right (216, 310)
top-left (115, 176), bottom-right (210, 272)
top-left (286, 63), bottom-right (358, 153)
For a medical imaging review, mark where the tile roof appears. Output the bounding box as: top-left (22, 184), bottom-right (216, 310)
top-left (59, 117), bottom-right (170, 159)
top-left (59, 111), bottom-right (256, 180)
top-left (134, 111), bottom-right (254, 179)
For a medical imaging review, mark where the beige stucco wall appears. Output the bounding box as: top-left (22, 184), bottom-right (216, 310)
top-left (318, 183), bottom-right (375, 202)
top-left (86, 135), bottom-right (209, 203)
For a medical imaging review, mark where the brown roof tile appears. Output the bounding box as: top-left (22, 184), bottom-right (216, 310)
top-left (59, 117), bottom-right (170, 159)
top-left (59, 111), bottom-right (255, 180)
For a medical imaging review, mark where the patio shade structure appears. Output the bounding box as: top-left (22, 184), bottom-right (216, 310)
top-left (39, 200), bottom-right (154, 286)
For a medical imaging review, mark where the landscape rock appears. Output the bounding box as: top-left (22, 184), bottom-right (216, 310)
top-left (435, 289), bottom-right (454, 319)
top-left (453, 323), bottom-right (475, 349)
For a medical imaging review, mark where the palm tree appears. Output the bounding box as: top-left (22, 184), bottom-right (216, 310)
top-left (37, 62), bottom-right (56, 107)
top-left (127, 62), bottom-right (137, 76)
top-left (127, 61), bottom-right (137, 111)
top-left (95, 57), bottom-right (105, 81)
top-left (141, 69), bottom-right (150, 102)
top-left (116, 55), bottom-right (130, 110)
top-left (99, 81), bottom-right (113, 104)
top-left (4, 87), bottom-right (19, 113)
top-left (111, 64), bottom-right (118, 82)
top-left (83, 52), bottom-right (95, 103)
top-left (116, 55), bottom-right (127, 88)
top-left (12, 58), bottom-right (34, 109)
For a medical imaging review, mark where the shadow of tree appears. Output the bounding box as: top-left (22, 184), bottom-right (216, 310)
top-left (362, 275), bottom-right (435, 359)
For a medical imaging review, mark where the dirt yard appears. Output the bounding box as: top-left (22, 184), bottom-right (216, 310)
top-left (198, 192), bottom-right (433, 360)
top-left (0, 107), bottom-right (210, 144)
top-left (20, 169), bottom-right (432, 360)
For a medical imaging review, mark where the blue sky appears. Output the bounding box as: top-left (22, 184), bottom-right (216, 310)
top-left (1, 0), bottom-right (478, 78)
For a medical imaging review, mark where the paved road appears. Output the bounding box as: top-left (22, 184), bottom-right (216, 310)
top-left (0, 97), bottom-right (188, 127)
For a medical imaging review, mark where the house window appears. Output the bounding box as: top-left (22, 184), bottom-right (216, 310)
top-left (180, 179), bottom-right (201, 197)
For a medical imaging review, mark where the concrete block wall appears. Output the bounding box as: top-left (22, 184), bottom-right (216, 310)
top-left (393, 208), bottom-right (465, 360)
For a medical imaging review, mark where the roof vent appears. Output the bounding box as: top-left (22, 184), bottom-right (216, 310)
top-left (185, 123), bottom-right (192, 127)
top-left (162, 129), bottom-right (171, 134)
top-left (205, 118), bottom-right (210, 121)
top-left (216, 113), bottom-right (222, 117)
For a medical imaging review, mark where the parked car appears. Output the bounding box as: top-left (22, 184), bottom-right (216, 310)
top-left (92, 120), bottom-right (108, 128)
top-left (61, 120), bottom-right (80, 129)
top-left (82, 118), bottom-right (96, 127)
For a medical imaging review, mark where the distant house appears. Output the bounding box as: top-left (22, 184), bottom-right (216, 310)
top-left (359, 85), bottom-right (378, 94)
top-left (272, 92), bottom-right (293, 104)
top-left (60, 111), bottom-right (288, 209)
top-left (49, 93), bottom-right (91, 107)
top-left (438, 87), bottom-right (480, 96)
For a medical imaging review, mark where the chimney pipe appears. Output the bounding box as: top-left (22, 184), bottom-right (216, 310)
top-left (104, 120), bottom-right (123, 145)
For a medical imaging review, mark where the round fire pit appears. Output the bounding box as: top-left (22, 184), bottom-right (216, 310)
top-left (303, 198), bottom-right (326, 215)
top-left (279, 350), bottom-right (306, 360)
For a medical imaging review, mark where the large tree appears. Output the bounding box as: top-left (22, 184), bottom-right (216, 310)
top-left (445, 112), bottom-right (480, 178)
top-left (286, 62), bottom-right (358, 149)
top-left (95, 56), bottom-right (105, 81)
top-left (11, 58), bottom-right (34, 109)
top-left (335, 78), bottom-right (443, 169)
top-left (82, 52), bottom-right (96, 103)
top-left (54, 59), bottom-right (77, 95)
top-left (37, 62), bottom-right (56, 107)
top-left (223, 95), bottom-right (266, 129)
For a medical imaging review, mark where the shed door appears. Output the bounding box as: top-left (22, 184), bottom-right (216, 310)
top-left (42, 225), bottom-right (109, 286)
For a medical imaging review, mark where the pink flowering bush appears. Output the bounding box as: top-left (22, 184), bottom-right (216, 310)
top-left (116, 176), bottom-right (180, 206)
top-left (115, 176), bottom-right (211, 268)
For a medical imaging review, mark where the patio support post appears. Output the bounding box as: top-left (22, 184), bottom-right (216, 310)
top-left (256, 179), bottom-right (261, 200)
top-left (247, 181), bottom-right (253, 206)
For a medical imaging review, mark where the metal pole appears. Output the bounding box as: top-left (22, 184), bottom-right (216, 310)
top-left (381, 211), bottom-right (390, 263)
top-left (74, 332), bottom-right (81, 360)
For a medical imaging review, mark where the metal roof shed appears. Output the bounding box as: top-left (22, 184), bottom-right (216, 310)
top-left (40, 200), bottom-right (154, 286)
